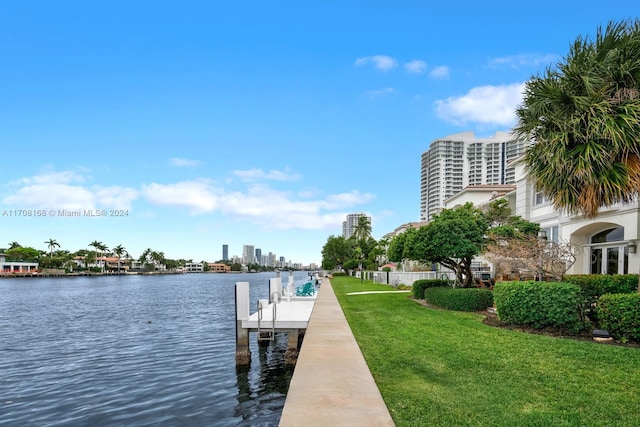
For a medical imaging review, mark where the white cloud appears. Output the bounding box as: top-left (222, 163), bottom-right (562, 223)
top-left (365, 87), bottom-right (395, 98)
top-left (12, 170), bottom-right (86, 186)
top-left (232, 167), bottom-right (301, 182)
top-left (404, 60), bottom-right (427, 74)
top-left (3, 169), bottom-right (376, 233)
top-left (322, 190), bottom-right (376, 210)
top-left (489, 53), bottom-right (558, 69)
top-left (170, 157), bottom-right (201, 167)
top-left (4, 183), bottom-right (95, 210)
top-left (435, 82), bottom-right (525, 127)
top-left (355, 55), bottom-right (398, 71)
top-left (94, 186), bottom-right (139, 210)
top-left (429, 66), bottom-right (450, 79)
top-left (142, 180), bottom-right (221, 213)
top-left (3, 171), bottom-right (137, 210)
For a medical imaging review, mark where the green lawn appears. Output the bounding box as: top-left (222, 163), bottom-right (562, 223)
top-left (331, 276), bottom-right (640, 427)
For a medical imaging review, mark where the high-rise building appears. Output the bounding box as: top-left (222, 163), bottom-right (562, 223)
top-left (222, 244), bottom-right (228, 261)
top-left (255, 248), bottom-right (262, 266)
top-left (242, 245), bottom-right (255, 265)
top-left (420, 131), bottom-right (524, 221)
top-left (342, 213), bottom-right (371, 239)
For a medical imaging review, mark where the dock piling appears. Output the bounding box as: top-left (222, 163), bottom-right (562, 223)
top-left (235, 282), bottom-right (251, 365)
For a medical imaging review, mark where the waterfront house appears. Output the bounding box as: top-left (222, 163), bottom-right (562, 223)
top-left (443, 161), bottom-right (640, 276)
top-left (0, 253), bottom-right (39, 274)
top-left (209, 263), bottom-right (231, 272)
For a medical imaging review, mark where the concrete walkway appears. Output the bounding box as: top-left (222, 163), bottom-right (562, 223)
top-left (279, 278), bottom-right (395, 426)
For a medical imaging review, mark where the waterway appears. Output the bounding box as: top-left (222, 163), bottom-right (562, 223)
top-left (0, 271), bottom-right (312, 426)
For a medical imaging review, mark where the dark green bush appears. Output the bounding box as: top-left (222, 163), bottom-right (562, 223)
top-left (412, 279), bottom-right (450, 299)
top-left (597, 293), bottom-right (640, 343)
top-left (563, 274), bottom-right (638, 306)
top-left (424, 287), bottom-right (494, 311)
top-left (331, 271), bottom-right (347, 277)
top-left (493, 281), bottom-right (584, 333)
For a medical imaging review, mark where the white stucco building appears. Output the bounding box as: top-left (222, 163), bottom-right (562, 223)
top-left (445, 159), bottom-right (640, 276)
top-left (0, 253), bottom-right (39, 274)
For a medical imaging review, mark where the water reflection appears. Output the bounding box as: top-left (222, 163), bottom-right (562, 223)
top-left (235, 333), bottom-right (294, 426)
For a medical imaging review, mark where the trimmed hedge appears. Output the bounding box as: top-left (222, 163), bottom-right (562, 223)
top-left (412, 279), bottom-right (450, 299)
top-left (493, 281), bottom-right (583, 333)
top-left (563, 274), bottom-right (639, 307)
top-left (424, 287), bottom-right (494, 311)
top-left (597, 293), bottom-right (640, 343)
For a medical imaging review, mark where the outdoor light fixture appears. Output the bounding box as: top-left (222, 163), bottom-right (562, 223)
top-left (629, 244), bottom-right (636, 254)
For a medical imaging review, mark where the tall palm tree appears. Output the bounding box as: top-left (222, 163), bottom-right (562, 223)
top-left (353, 216), bottom-right (372, 243)
top-left (150, 251), bottom-right (165, 270)
top-left (89, 241), bottom-right (108, 271)
top-left (44, 238), bottom-right (60, 257)
top-left (8, 241), bottom-right (21, 249)
top-left (112, 244), bottom-right (128, 273)
top-left (139, 248), bottom-right (152, 270)
top-left (352, 216), bottom-right (372, 281)
top-left (514, 19), bottom-right (640, 218)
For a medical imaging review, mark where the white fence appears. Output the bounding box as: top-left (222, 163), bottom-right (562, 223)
top-left (358, 269), bottom-right (493, 287)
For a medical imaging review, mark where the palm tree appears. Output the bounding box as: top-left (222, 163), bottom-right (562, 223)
top-left (8, 241), bottom-right (21, 249)
top-left (352, 216), bottom-right (372, 243)
top-left (139, 248), bottom-right (152, 270)
top-left (150, 251), bottom-right (165, 270)
top-left (352, 216), bottom-right (372, 282)
top-left (89, 241), bottom-right (108, 272)
top-left (112, 244), bottom-right (128, 273)
top-left (514, 19), bottom-right (640, 218)
top-left (44, 238), bottom-right (60, 257)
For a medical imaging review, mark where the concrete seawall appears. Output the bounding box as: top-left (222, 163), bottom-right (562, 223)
top-left (279, 277), bottom-right (395, 426)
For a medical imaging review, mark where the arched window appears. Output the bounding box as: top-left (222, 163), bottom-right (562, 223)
top-left (591, 227), bottom-right (624, 244)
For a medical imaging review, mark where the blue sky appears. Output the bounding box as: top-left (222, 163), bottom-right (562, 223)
top-left (1, 2), bottom-right (638, 266)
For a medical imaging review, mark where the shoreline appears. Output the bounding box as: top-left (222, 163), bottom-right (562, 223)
top-left (0, 270), bottom-right (306, 279)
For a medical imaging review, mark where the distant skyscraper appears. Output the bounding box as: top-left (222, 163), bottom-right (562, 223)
top-left (255, 248), bottom-right (262, 266)
top-left (420, 131), bottom-right (524, 221)
top-left (222, 244), bottom-right (228, 261)
top-left (342, 213), bottom-right (371, 239)
top-left (242, 245), bottom-right (255, 265)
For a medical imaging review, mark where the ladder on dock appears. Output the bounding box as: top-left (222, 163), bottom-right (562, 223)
top-left (257, 298), bottom-right (277, 342)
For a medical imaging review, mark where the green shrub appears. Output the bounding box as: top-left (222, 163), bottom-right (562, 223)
top-left (597, 293), bottom-right (640, 343)
top-left (564, 274), bottom-right (638, 306)
top-left (493, 281), bottom-right (584, 333)
top-left (332, 271), bottom-right (347, 277)
top-left (412, 279), bottom-right (450, 299)
top-left (424, 287), bottom-right (494, 311)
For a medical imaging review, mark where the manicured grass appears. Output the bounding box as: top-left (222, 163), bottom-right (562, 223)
top-left (331, 276), bottom-right (640, 427)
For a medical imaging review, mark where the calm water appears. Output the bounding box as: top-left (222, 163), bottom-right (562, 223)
top-left (0, 271), bottom-right (311, 426)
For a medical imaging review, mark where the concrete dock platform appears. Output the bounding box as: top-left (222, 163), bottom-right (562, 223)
top-left (279, 278), bottom-right (395, 426)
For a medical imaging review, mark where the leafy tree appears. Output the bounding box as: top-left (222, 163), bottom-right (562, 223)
top-left (514, 19), bottom-right (640, 218)
top-left (5, 246), bottom-right (40, 262)
top-left (391, 204), bottom-right (488, 287)
top-left (387, 227), bottom-right (419, 268)
top-left (321, 235), bottom-right (355, 272)
top-left (484, 199), bottom-right (513, 226)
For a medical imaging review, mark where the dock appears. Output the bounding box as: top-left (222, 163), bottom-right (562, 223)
top-left (235, 274), bottom-right (318, 365)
